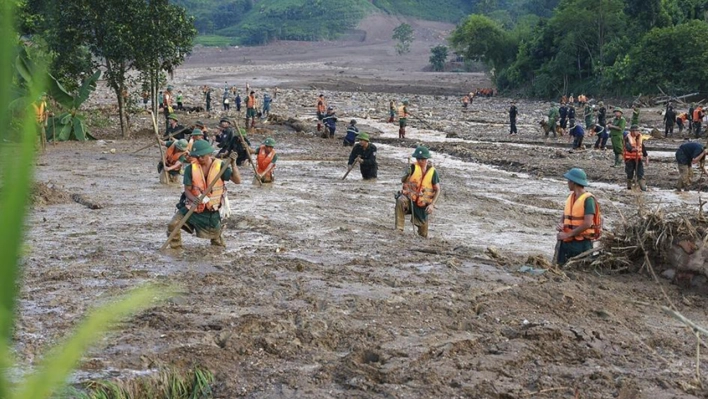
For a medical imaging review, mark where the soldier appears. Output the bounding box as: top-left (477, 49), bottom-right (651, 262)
top-left (547, 102), bottom-right (559, 138)
top-left (164, 114), bottom-right (186, 141)
top-left (166, 141), bottom-right (241, 248)
top-left (607, 107), bottom-right (627, 167)
top-left (255, 138), bottom-right (277, 184)
top-left (395, 146), bottom-right (441, 238)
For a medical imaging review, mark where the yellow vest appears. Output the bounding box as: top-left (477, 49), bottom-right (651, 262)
top-left (402, 164), bottom-right (436, 207)
top-left (562, 192), bottom-right (601, 241)
top-left (189, 160), bottom-right (225, 213)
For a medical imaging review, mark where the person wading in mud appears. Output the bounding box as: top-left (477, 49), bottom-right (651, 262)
top-left (322, 106), bottom-right (337, 138)
top-left (346, 133), bottom-right (378, 180)
top-left (607, 107), bottom-right (626, 167)
top-left (624, 125), bottom-right (648, 191)
top-left (344, 119), bottom-right (359, 146)
top-left (316, 94), bottom-right (326, 132)
top-left (398, 99), bottom-right (409, 138)
top-left (395, 146), bottom-right (441, 238)
top-left (556, 168), bottom-right (601, 265)
top-left (167, 141), bottom-right (241, 248)
top-left (159, 139), bottom-right (189, 184)
top-left (675, 141), bottom-right (707, 192)
top-left (254, 138), bottom-right (277, 184)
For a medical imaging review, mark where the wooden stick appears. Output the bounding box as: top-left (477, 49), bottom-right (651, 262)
top-left (341, 157), bottom-right (360, 180)
top-left (160, 157), bottom-right (235, 251)
top-left (148, 111), bottom-right (169, 184)
top-left (234, 120), bottom-right (262, 187)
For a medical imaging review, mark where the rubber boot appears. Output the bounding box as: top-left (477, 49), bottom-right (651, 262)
top-left (167, 214), bottom-right (183, 249)
top-left (639, 179), bottom-right (647, 192)
top-left (626, 179), bottom-right (633, 190)
top-left (317, 123), bottom-right (321, 132)
top-left (395, 196), bottom-right (407, 232)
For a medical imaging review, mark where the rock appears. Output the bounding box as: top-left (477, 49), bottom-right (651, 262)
top-left (660, 269), bottom-right (676, 280)
top-left (109, 148), bottom-right (116, 154)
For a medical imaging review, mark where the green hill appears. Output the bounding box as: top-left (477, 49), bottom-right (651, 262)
top-left (175, 0), bottom-right (475, 46)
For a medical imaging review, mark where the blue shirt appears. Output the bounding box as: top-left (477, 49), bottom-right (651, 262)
top-left (677, 141), bottom-right (705, 165)
top-left (570, 125), bottom-right (584, 137)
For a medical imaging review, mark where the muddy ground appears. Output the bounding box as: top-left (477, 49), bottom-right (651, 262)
top-left (17, 15), bottom-right (708, 399)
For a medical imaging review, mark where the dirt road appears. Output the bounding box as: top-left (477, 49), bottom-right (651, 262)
top-left (18, 16), bottom-right (708, 398)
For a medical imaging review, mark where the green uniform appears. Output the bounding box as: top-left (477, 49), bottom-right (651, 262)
top-left (609, 116), bottom-right (626, 156)
top-left (584, 105), bottom-right (594, 127)
top-left (631, 109), bottom-right (640, 126)
top-left (176, 161), bottom-right (233, 238)
top-left (548, 107), bottom-right (559, 127)
top-left (557, 196), bottom-right (596, 265)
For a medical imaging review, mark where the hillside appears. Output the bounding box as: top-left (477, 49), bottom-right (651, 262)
top-left (175, 0), bottom-right (475, 45)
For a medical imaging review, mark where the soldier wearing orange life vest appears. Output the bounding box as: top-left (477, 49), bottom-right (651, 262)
top-left (255, 138), bottom-right (278, 184)
top-left (166, 140), bottom-right (241, 249)
top-left (555, 168), bottom-right (601, 265)
top-left (159, 139), bottom-right (189, 184)
top-left (395, 146), bottom-right (441, 238)
top-left (624, 125), bottom-right (648, 191)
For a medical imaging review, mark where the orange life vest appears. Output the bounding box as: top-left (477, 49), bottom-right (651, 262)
top-left (562, 192), bottom-right (601, 242)
top-left (398, 105), bottom-right (408, 118)
top-left (623, 134), bottom-right (643, 161)
top-left (256, 145), bottom-right (276, 181)
top-left (165, 143), bottom-right (185, 167)
top-left (694, 107), bottom-right (704, 122)
top-left (679, 113), bottom-right (688, 122)
top-left (189, 160), bottom-right (225, 213)
top-left (247, 95), bottom-right (256, 108)
top-left (402, 164), bottom-right (436, 207)
top-left (317, 99), bottom-right (326, 113)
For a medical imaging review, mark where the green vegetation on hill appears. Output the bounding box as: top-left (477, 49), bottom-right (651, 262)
top-left (372, 0), bottom-right (473, 22)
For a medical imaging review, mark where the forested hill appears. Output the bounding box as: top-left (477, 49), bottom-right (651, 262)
top-left (174, 0), bottom-right (558, 46)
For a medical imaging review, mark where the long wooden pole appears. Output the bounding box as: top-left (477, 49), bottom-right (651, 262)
top-left (341, 157), bottom-right (360, 180)
top-left (234, 120), bottom-right (262, 187)
top-left (160, 157), bottom-right (235, 251)
top-left (149, 111), bottom-right (169, 184)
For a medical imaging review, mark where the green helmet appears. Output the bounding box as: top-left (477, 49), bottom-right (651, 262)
top-left (630, 124), bottom-right (640, 130)
top-left (190, 140), bottom-right (213, 157)
top-left (190, 128), bottom-right (204, 137)
top-left (219, 117), bottom-right (231, 124)
top-left (613, 107), bottom-right (623, 114)
top-left (174, 139), bottom-right (188, 151)
top-left (167, 114), bottom-right (178, 122)
top-left (263, 137), bottom-right (276, 147)
top-left (563, 168), bottom-right (589, 187)
top-left (412, 146), bottom-right (431, 159)
top-left (357, 132), bottom-right (370, 142)
top-left (195, 120), bottom-right (205, 128)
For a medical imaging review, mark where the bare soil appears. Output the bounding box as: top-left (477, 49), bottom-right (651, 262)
top-left (19, 15), bottom-right (708, 399)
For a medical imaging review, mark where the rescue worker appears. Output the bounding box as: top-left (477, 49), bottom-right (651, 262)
top-left (322, 106), bottom-right (337, 138)
top-left (597, 101), bottom-right (607, 129)
top-left (222, 89), bottom-right (230, 111)
top-left (166, 141), bottom-right (241, 248)
top-left (235, 92), bottom-right (242, 112)
top-left (631, 103), bottom-right (640, 126)
top-left (559, 102), bottom-right (568, 133)
top-left (246, 91), bottom-right (257, 128)
top-left (164, 114), bottom-right (186, 140)
top-left (569, 120), bottom-right (585, 151)
top-left (344, 119), bottom-right (359, 146)
top-left (398, 99), bottom-right (409, 139)
top-left (163, 86), bottom-right (174, 129)
top-left (204, 87), bottom-right (212, 112)
top-left (255, 138), bottom-right (277, 184)
top-left (262, 92), bottom-right (272, 117)
top-left (607, 107), bottom-right (627, 167)
top-left (215, 118), bottom-right (235, 158)
top-left (176, 90), bottom-right (184, 111)
top-left (689, 104), bottom-right (695, 132)
top-left (664, 103), bottom-right (676, 137)
top-left (584, 102), bottom-right (594, 129)
top-left (388, 100), bottom-right (396, 123)
top-left (624, 125), bottom-right (648, 191)
top-left (693, 105), bottom-right (704, 138)
top-left (675, 141), bottom-right (707, 192)
top-left (547, 103), bottom-right (559, 137)
top-left (395, 146), bottom-right (441, 238)
top-left (592, 123), bottom-right (608, 150)
top-left (159, 139), bottom-right (189, 184)
top-left (568, 103), bottom-right (576, 122)
top-left (194, 121), bottom-right (209, 141)
top-left (316, 94), bottom-right (326, 132)
top-left (677, 112), bottom-right (688, 134)
top-left (555, 168), bottom-right (601, 265)
top-left (346, 133), bottom-right (378, 180)
top-left (509, 100), bottom-right (518, 135)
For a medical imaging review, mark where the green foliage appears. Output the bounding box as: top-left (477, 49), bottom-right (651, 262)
top-left (71, 367), bottom-right (215, 399)
top-left (449, 14), bottom-right (517, 72)
top-left (372, 0), bottom-right (473, 22)
top-left (429, 45), bottom-right (449, 71)
top-left (393, 23), bottom-right (414, 55)
top-left (194, 35), bottom-right (240, 47)
top-left (43, 70), bottom-right (101, 141)
top-left (2, 5), bottom-right (168, 399)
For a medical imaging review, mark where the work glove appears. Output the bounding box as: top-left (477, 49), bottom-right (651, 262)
top-left (201, 196), bottom-right (210, 205)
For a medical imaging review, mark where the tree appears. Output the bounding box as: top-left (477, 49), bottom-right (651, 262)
top-left (40, 0), bottom-right (195, 137)
top-left (392, 23), bottom-right (414, 55)
top-left (448, 14), bottom-right (517, 74)
top-left (429, 45), bottom-right (448, 71)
